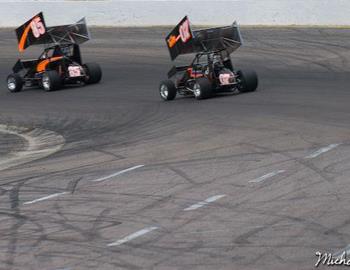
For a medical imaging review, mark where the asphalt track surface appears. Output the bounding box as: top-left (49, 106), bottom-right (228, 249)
top-left (0, 27), bottom-right (350, 270)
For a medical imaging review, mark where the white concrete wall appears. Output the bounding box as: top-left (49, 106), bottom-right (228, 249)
top-left (0, 0), bottom-right (349, 27)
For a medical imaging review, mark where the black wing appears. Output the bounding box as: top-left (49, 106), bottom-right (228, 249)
top-left (46, 17), bottom-right (90, 45)
top-left (16, 12), bottom-right (48, 52)
top-left (16, 13), bottom-right (90, 52)
top-left (165, 16), bottom-right (195, 61)
top-left (192, 22), bottom-right (243, 54)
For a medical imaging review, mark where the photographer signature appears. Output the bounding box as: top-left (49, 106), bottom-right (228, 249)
top-left (315, 251), bottom-right (350, 267)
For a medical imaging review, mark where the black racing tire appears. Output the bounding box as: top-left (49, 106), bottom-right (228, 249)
top-left (193, 78), bottom-right (212, 100)
top-left (237, 69), bottom-right (258, 93)
top-left (159, 80), bottom-right (177, 101)
top-left (7, 73), bottom-right (23, 93)
top-left (84, 63), bottom-right (102, 84)
top-left (42, 70), bottom-right (62, 92)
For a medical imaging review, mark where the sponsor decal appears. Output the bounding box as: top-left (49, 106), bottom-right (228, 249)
top-left (68, 66), bottom-right (82, 77)
top-left (18, 15), bottom-right (46, 52)
top-left (219, 73), bottom-right (232, 85)
top-left (30, 16), bottom-right (45, 38)
top-left (167, 18), bottom-right (191, 48)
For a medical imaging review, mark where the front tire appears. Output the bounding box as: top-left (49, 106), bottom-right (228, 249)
top-left (84, 63), bottom-right (102, 84)
top-left (159, 80), bottom-right (177, 101)
top-left (237, 69), bottom-right (258, 93)
top-left (42, 70), bottom-right (62, 91)
top-left (7, 74), bottom-right (23, 93)
top-left (193, 78), bottom-right (212, 100)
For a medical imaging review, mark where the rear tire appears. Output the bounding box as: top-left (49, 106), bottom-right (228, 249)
top-left (237, 69), bottom-right (258, 93)
top-left (193, 78), bottom-right (212, 100)
top-left (159, 80), bottom-right (177, 101)
top-left (7, 74), bottom-right (23, 93)
top-left (42, 70), bottom-right (62, 91)
top-left (84, 63), bottom-right (102, 84)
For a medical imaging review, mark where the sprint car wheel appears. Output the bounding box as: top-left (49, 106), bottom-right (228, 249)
top-left (193, 78), bottom-right (212, 100)
top-left (7, 74), bottom-right (23, 93)
top-left (237, 69), bottom-right (258, 93)
top-left (159, 80), bottom-right (177, 101)
top-left (42, 71), bottom-right (62, 92)
top-left (84, 63), bottom-right (102, 84)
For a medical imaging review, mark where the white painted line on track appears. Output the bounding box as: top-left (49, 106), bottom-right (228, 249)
top-left (184, 194), bottom-right (226, 211)
top-left (107, 226), bottom-right (158, 247)
top-left (250, 170), bottom-right (285, 183)
top-left (91, 165), bottom-right (145, 182)
top-left (305, 144), bottom-right (340, 159)
top-left (23, 192), bottom-right (68, 205)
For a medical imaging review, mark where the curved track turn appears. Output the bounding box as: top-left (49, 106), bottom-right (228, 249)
top-left (0, 28), bottom-right (350, 270)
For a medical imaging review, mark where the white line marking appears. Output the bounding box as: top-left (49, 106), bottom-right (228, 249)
top-left (305, 143), bottom-right (340, 159)
top-left (23, 192), bottom-right (68, 205)
top-left (107, 226), bottom-right (158, 247)
top-left (91, 165), bottom-right (145, 182)
top-left (184, 194), bottom-right (226, 211)
top-left (249, 170), bottom-right (285, 183)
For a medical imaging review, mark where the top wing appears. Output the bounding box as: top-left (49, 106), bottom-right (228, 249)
top-left (16, 13), bottom-right (90, 52)
top-left (165, 16), bottom-right (195, 60)
top-left (192, 22), bottom-right (243, 54)
top-left (46, 17), bottom-right (90, 45)
top-left (165, 17), bottom-right (243, 60)
top-left (16, 12), bottom-right (48, 52)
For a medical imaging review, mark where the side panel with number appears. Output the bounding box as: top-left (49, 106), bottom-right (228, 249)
top-left (165, 16), bottom-right (195, 60)
top-left (16, 12), bottom-right (47, 52)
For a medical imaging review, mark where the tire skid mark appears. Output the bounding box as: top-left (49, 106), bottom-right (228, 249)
top-left (128, 209), bottom-right (233, 265)
top-left (1, 28), bottom-right (350, 269)
top-left (166, 165), bottom-right (197, 185)
top-left (47, 205), bottom-right (123, 243)
top-left (0, 183), bottom-right (24, 270)
top-left (0, 157), bottom-right (121, 187)
top-left (67, 177), bottom-right (83, 194)
top-left (0, 124), bottom-right (65, 171)
top-left (243, 142), bottom-right (341, 191)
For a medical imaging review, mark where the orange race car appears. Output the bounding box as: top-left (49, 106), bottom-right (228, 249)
top-left (7, 12), bottom-right (102, 92)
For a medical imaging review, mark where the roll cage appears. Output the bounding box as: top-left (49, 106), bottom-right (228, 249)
top-left (39, 44), bottom-right (82, 64)
top-left (168, 48), bottom-right (234, 80)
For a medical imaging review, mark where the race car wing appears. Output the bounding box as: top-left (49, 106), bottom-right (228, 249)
top-left (192, 22), bottom-right (243, 54)
top-left (165, 18), bottom-right (243, 60)
top-left (165, 16), bottom-right (195, 60)
top-left (46, 17), bottom-right (90, 45)
top-left (16, 12), bottom-right (48, 52)
top-left (16, 13), bottom-right (90, 52)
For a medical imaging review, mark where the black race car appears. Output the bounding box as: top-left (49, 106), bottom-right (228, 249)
top-left (7, 12), bottom-right (102, 92)
top-left (159, 16), bottom-right (258, 100)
